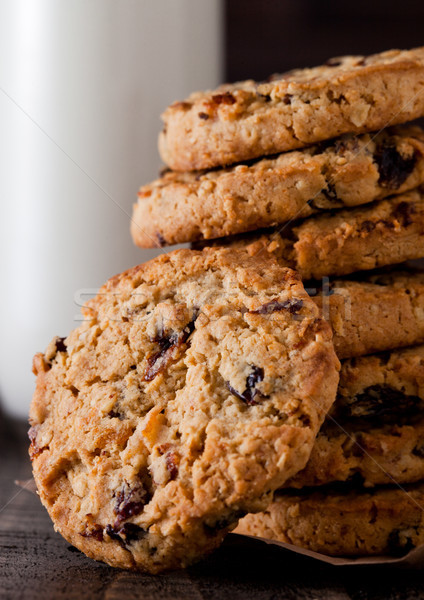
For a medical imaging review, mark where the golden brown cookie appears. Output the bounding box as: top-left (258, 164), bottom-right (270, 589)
top-left (159, 47), bottom-right (424, 170)
top-left (235, 483), bottom-right (424, 557)
top-left (210, 189), bottom-right (424, 279)
top-left (29, 247), bottom-right (339, 572)
top-left (311, 270), bottom-right (424, 359)
top-left (133, 126), bottom-right (424, 247)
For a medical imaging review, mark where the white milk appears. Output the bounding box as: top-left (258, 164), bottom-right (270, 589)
top-left (0, 0), bottom-right (222, 417)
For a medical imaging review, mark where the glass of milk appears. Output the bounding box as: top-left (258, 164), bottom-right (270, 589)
top-left (0, 0), bottom-right (223, 417)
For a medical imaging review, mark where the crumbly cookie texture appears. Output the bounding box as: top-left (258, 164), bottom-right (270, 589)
top-left (235, 483), bottom-right (424, 557)
top-left (312, 270), bottom-right (424, 359)
top-left (216, 188), bottom-right (424, 279)
top-left (287, 345), bottom-right (424, 488)
top-left (29, 247), bottom-right (339, 573)
top-left (134, 126), bottom-right (424, 248)
top-left (159, 47), bottom-right (424, 170)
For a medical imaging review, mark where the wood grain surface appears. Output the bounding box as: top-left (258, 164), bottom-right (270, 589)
top-left (1, 416), bottom-right (424, 599)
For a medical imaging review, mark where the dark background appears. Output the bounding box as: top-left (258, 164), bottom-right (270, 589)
top-left (225, 0), bottom-right (424, 81)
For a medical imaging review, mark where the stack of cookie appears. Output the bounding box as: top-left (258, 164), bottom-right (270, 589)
top-left (131, 47), bottom-right (424, 558)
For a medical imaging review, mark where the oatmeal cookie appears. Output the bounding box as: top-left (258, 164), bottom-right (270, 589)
top-left (159, 47), bottom-right (424, 170)
top-left (133, 126), bottom-right (424, 247)
top-left (29, 247), bottom-right (338, 572)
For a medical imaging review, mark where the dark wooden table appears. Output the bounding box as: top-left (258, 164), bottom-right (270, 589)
top-left (2, 415), bottom-right (424, 600)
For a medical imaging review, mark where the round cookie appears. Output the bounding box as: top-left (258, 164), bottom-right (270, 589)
top-left (235, 483), bottom-right (424, 557)
top-left (29, 247), bottom-right (339, 573)
top-left (133, 126), bottom-right (424, 247)
top-left (209, 188), bottom-right (424, 279)
top-left (159, 47), bottom-right (424, 171)
top-left (288, 345), bottom-right (424, 488)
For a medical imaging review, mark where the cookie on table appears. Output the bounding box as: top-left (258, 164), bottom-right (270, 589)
top-left (312, 270), bottom-right (424, 359)
top-left (159, 47), bottom-right (424, 171)
top-left (235, 483), bottom-right (424, 557)
top-left (288, 345), bottom-right (424, 488)
top-left (133, 126), bottom-right (424, 248)
top-left (212, 188), bottom-right (424, 279)
top-left (29, 247), bottom-right (339, 573)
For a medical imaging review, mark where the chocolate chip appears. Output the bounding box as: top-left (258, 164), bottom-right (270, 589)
top-left (250, 298), bottom-right (303, 315)
top-left (374, 142), bottom-right (417, 189)
top-left (283, 94), bottom-right (292, 105)
top-left (337, 385), bottom-right (423, 423)
top-left (156, 233), bottom-right (166, 247)
top-left (227, 366), bottom-right (267, 406)
top-left (198, 112), bottom-right (209, 120)
top-left (114, 482), bottom-right (152, 525)
top-left (144, 312), bottom-right (198, 382)
top-left (211, 92), bottom-right (236, 106)
top-left (392, 201), bottom-right (416, 227)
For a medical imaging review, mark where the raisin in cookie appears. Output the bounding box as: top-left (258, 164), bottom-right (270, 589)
top-left (29, 247), bottom-right (339, 573)
top-left (211, 188), bottom-right (424, 279)
top-left (235, 483), bottom-right (424, 557)
top-left (134, 126), bottom-right (424, 247)
top-left (159, 47), bottom-right (424, 170)
top-left (288, 345), bottom-right (424, 488)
